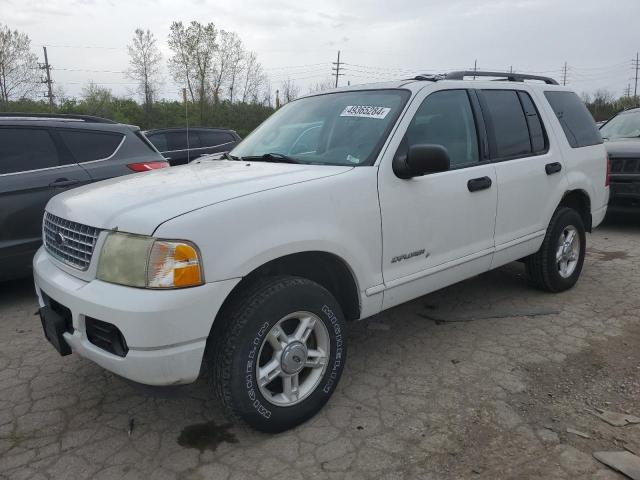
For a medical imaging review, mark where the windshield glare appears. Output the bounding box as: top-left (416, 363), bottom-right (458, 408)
top-left (600, 111), bottom-right (640, 139)
top-left (231, 90), bottom-right (409, 166)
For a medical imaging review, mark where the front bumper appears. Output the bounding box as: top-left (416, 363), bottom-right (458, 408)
top-left (33, 247), bottom-right (239, 385)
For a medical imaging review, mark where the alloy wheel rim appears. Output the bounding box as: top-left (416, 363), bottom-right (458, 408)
top-left (556, 225), bottom-right (580, 279)
top-left (256, 311), bottom-right (330, 407)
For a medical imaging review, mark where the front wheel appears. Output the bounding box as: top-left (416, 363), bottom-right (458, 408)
top-left (526, 207), bottom-right (586, 292)
top-left (209, 276), bottom-right (347, 432)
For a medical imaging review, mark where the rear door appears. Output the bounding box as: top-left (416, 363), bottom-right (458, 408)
top-left (0, 126), bottom-right (91, 276)
top-left (478, 88), bottom-right (569, 267)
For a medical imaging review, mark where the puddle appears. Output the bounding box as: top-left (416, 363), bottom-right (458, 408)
top-left (177, 420), bottom-right (239, 452)
top-left (588, 248), bottom-right (629, 261)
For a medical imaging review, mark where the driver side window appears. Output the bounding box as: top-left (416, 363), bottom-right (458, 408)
top-left (406, 89), bottom-right (480, 168)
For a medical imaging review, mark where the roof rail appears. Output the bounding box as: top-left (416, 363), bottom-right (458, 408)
top-left (444, 71), bottom-right (559, 85)
top-left (0, 113), bottom-right (117, 123)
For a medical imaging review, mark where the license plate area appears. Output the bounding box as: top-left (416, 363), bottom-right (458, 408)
top-left (39, 292), bottom-right (73, 356)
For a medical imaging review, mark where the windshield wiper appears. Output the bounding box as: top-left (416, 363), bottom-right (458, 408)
top-left (243, 152), bottom-right (303, 164)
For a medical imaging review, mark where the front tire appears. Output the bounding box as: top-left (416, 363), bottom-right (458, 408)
top-left (209, 276), bottom-right (347, 432)
top-left (526, 207), bottom-right (586, 292)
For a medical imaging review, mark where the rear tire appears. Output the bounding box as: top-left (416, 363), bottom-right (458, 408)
top-left (208, 276), bottom-right (347, 433)
top-left (526, 207), bottom-right (586, 292)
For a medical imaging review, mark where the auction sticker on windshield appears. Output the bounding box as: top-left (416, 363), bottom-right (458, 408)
top-left (340, 105), bottom-right (391, 119)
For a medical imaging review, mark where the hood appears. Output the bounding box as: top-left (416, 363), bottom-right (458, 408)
top-left (604, 137), bottom-right (640, 158)
top-left (47, 160), bottom-right (352, 234)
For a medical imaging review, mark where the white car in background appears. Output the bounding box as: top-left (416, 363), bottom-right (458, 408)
top-left (34, 71), bottom-right (608, 432)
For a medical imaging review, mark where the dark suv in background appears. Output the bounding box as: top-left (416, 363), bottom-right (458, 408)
top-left (0, 113), bottom-right (168, 281)
top-left (600, 107), bottom-right (640, 211)
top-left (143, 127), bottom-right (241, 166)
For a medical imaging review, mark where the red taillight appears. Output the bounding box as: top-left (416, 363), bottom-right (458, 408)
top-left (605, 154), bottom-right (611, 187)
top-left (127, 161), bottom-right (169, 172)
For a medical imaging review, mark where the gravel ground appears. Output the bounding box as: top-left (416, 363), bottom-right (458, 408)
top-left (1, 213), bottom-right (640, 480)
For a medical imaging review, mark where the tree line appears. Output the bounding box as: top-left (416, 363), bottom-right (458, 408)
top-left (0, 21), bottom-right (329, 134)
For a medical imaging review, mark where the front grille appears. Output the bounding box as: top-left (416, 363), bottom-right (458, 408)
top-left (610, 157), bottom-right (640, 174)
top-left (43, 212), bottom-right (100, 271)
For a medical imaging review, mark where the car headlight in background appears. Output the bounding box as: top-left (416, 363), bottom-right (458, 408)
top-left (96, 232), bottom-right (203, 289)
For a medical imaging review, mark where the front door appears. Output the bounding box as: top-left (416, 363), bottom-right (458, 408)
top-left (378, 88), bottom-right (498, 309)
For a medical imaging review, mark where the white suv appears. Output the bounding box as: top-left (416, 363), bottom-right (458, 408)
top-left (34, 71), bottom-right (609, 432)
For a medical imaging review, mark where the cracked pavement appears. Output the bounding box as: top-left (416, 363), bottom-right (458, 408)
top-left (1, 214), bottom-right (640, 479)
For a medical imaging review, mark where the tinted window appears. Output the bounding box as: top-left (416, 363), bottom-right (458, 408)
top-left (59, 130), bottom-right (124, 163)
top-left (406, 89), bottom-right (479, 168)
top-left (165, 131), bottom-right (188, 151)
top-left (518, 92), bottom-right (547, 153)
top-left (482, 90), bottom-right (531, 158)
top-left (0, 128), bottom-right (59, 174)
top-left (199, 130), bottom-right (234, 147)
top-left (147, 132), bottom-right (167, 151)
top-left (544, 91), bottom-right (602, 148)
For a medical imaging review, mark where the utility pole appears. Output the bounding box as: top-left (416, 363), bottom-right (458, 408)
top-left (624, 83), bottom-right (632, 98)
top-left (561, 61), bottom-right (568, 86)
top-left (40, 46), bottom-right (54, 111)
top-left (332, 50), bottom-right (344, 88)
top-left (633, 52), bottom-right (639, 104)
top-left (473, 59), bottom-right (477, 79)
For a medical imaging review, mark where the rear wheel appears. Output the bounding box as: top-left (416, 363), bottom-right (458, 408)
top-left (526, 207), bottom-right (586, 292)
top-left (209, 276), bottom-right (346, 432)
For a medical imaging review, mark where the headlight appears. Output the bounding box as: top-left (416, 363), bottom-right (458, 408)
top-left (96, 232), bottom-right (203, 289)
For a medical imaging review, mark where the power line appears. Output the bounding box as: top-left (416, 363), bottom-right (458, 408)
top-left (39, 46), bottom-right (55, 111)
top-left (561, 61), bottom-right (568, 86)
top-left (332, 50), bottom-right (344, 88)
top-left (633, 52), bottom-right (639, 102)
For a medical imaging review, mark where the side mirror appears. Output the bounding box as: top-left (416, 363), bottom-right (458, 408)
top-left (393, 144), bottom-right (450, 179)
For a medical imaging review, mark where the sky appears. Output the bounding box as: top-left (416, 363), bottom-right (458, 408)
top-left (1, 0), bottom-right (638, 102)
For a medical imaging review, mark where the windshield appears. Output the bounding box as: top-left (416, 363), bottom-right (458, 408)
top-left (231, 89), bottom-right (410, 166)
top-left (600, 110), bottom-right (640, 139)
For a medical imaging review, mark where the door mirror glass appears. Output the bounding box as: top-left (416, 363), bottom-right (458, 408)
top-left (393, 144), bottom-right (450, 179)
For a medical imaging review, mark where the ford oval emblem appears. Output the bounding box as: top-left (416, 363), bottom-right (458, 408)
top-left (55, 232), bottom-right (67, 246)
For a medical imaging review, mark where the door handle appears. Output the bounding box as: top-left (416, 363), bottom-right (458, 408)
top-left (545, 162), bottom-right (562, 175)
top-left (467, 176), bottom-right (492, 192)
top-left (49, 178), bottom-right (80, 188)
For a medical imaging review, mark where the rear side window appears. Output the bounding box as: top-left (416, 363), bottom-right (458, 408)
top-left (199, 130), bottom-right (235, 147)
top-left (0, 128), bottom-right (59, 174)
top-left (518, 92), bottom-right (547, 153)
top-left (59, 130), bottom-right (124, 162)
top-left (482, 90), bottom-right (531, 158)
top-left (147, 133), bottom-right (167, 151)
top-left (544, 91), bottom-right (602, 148)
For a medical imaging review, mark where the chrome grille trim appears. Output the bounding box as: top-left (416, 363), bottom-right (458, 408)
top-left (43, 213), bottom-right (100, 271)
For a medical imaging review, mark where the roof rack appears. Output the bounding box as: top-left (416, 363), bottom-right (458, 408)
top-left (443, 71), bottom-right (559, 85)
top-left (0, 113), bottom-right (117, 123)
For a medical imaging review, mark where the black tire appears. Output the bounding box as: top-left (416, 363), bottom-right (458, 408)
top-left (526, 207), bottom-right (586, 292)
top-left (208, 275), bottom-right (347, 433)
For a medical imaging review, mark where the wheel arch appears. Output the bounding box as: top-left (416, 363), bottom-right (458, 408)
top-left (213, 251), bottom-right (362, 333)
top-left (559, 189), bottom-right (592, 232)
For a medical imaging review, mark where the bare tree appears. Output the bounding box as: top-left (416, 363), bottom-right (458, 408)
top-left (281, 78), bottom-right (300, 104)
top-left (240, 51), bottom-right (265, 103)
top-left (0, 24), bottom-right (38, 104)
top-left (127, 28), bottom-right (162, 112)
top-left (211, 30), bottom-right (241, 103)
top-left (308, 78), bottom-right (334, 94)
top-left (167, 21), bottom-right (217, 120)
top-left (227, 38), bottom-right (245, 103)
